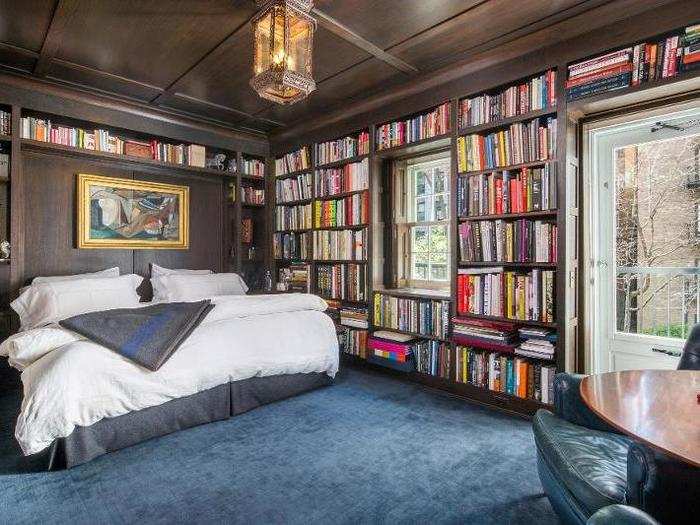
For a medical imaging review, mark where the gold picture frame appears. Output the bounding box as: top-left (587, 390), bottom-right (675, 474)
top-left (77, 173), bottom-right (189, 249)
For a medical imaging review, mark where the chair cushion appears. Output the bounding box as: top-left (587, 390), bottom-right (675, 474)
top-left (533, 409), bottom-right (633, 517)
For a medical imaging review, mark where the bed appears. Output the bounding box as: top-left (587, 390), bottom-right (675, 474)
top-left (1, 284), bottom-right (339, 469)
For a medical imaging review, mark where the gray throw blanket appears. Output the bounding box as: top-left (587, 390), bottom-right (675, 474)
top-left (59, 301), bottom-right (214, 371)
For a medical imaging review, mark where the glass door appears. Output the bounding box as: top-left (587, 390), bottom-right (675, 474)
top-left (586, 104), bottom-right (700, 372)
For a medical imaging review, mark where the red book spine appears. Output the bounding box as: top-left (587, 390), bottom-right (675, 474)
top-left (564, 63), bottom-right (633, 88)
top-left (495, 179), bottom-right (503, 215)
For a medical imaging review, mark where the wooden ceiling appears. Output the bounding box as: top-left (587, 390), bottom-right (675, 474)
top-left (0, 0), bottom-right (682, 136)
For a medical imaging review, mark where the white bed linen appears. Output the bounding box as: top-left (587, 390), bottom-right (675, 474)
top-left (0, 293), bottom-right (339, 455)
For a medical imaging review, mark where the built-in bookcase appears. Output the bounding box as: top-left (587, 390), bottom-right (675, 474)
top-left (0, 105), bottom-right (11, 272)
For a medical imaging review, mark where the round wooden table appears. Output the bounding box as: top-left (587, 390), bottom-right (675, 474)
top-left (580, 370), bottom-right (700, 467)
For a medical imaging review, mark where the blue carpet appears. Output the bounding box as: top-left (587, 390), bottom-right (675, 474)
top-left (0, 363), bottom-right (557, 524)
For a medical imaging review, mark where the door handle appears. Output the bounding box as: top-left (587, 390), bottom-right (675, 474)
top-left (652, 347), bottom-right (682, 358)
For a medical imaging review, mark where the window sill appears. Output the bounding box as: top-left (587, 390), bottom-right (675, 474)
top-left (373, 286), bottom-right (451, 300)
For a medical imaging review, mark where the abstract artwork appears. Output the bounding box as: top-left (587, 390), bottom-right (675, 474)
top-left (77, 174), bottom-right (189, 249)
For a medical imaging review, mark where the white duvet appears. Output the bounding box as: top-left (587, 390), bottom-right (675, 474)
top-left (0, 294), bottom-right (339, 455)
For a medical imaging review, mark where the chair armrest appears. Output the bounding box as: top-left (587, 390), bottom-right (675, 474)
top-left (626, 442), bottom-right (699, 524)
top-left (553, 373), bottom-right (619, 433)
top-left (587, 505), bottom-right (660, 525)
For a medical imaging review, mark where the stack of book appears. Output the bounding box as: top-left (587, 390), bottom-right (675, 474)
top-left (458, 219), bottom-right (557, 263)
top-left (316, 263), bottom-right (366, 301)
top-left (565, 49), bottom-right (634, 101)
top-left (315, 131), bottom-right (370, 165)
top-left (325, 299), bottom-right (342, 324)
top-left (340, 307), bottom-right (369, 329)
top-left (457, 117), bottom-right (556, 172)
top-left (287, 263), bottom-right (311, 293)
top-left (313, 229), bottom-right (367, 261)
top-left (457, 164), bottom-right (557, 217)
top-left (515, 328), bottom-right (556, 361)
top-left (682, 24), bottom-right (700, 72)
top-left (375, 102), bottom-right (451, 151)
top-left (414, 340), bottom-right (451, 378)
top-left (315, 158), bottom-right (369, 197)
top-left (240, 186), bottom-right (264, 205)
top-left (456, 267), bottom-right (555, 323)
top-left (0, 110), bottom-right (10, 135)
top-left (314, 193), bottom-right (369, 228)
top-left (366, 331), bottom-right (416, 371)
top-left (452, 317), bottom-right (518, 352)
top-left (373, 293), bottom-right (450, 339)
top-left (458, 70), bottom-right (557, 129)
top-left (455, 346), bottom-right (556, 404)
top-left (339, 327), bottom-right (369, 359)
top-left (275, 146), bottom-right (311, 176)
top-left (241, 157), bottom-right (265, 177)
top-left (273, 232), bottom-right (310, 260)
top-left (275, 204), bottom-right (312, 231)
top-left (276, 173), bottom-right (312, 203)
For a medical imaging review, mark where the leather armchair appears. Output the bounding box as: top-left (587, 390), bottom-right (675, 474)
top-left (587, 505), bottom-right (660, 525)
top-left (678, 323), bottom-right (700, 370)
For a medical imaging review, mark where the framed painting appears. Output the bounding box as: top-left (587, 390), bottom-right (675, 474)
top-left (77, 174), bottom-right (189, 249)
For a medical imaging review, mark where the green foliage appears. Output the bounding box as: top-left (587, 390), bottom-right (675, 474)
top-left (641, 323), bottom-right (689, 339)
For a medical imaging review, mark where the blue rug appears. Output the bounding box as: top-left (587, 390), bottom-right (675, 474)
top-left (0, 363), bottom-right (557, 524)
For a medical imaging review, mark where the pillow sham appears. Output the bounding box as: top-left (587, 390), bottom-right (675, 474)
top-left (32, 267), bottom-right (120, 284)
top-left (150, 264), bottom-right (214, 302)
top-left (151, 273), bottom-right (248, 303)
top-left (11, 274), bottom-right (142, 331)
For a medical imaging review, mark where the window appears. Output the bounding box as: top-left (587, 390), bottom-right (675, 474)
top-left (393, 152), bottom-right (451, 289)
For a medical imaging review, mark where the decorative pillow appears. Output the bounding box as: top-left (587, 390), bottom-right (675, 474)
top-left (151, 273), bottom-right (248, 303)
top-left (150, 264), bottom-right (213, 302)
top-left (11, 274), bottom-right (142, 331)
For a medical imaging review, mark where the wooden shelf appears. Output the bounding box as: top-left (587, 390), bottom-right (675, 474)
top-left (375, 133), bottom-right (452, 158)
top-left (20, 138), bottom-right (232, 178)
top-left (315, 224), bottom-right (369, 231)
top-left (458, 261), bottom-right (557, 268)
top-left (458, 158), bottom-right (557, 177)
top-left (0, 134), bottom-right (11, 141)
top-left (315, 259), bottom-right (367, 264)
top-left (318, 296), bottom-right (368, 306)
top-left (314, 188), bottom-right (368, 201)
top-left (458, 210), bottom-right (557, 221)
top-left (458, 107), bottom-right (557, 136)
top-left (315, 153), bottom-right (369, 169)
top-left (372, 325), bottom-right (450, 343)
top-left (240, 173), bottom-right (265, 182)
top-left (276, 197), bottom-right (313, 206)
top-left (274, 228), bottom-right (312, 234)
top-left (274, 258), bottom-right (312, 263)
top-left (456, 312), bottom-right (556, 328)
top-left (373, 287), bottom-right (451, 300)
top-left (275, 167), bottom-right (312, 179)
top-left (242, 202), bottom-right (265, 208)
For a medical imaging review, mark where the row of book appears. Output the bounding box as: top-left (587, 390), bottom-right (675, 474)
top-left (457, 165), bottom-right (557, 217)
top-left (375, 102), bottom-right (451, 151)
top-left (316, 263), bottom-right (367, 302)
top-left (458, 70), bottom-right (557, 129)
top-left (415, 340), bottom-right (451, 378)
top-left (340, 307), bottom-right (369, 329)
top-left (315, 158), bottom-right (369, 197)
top-left (339, 328), bottom-right (369, 359)
top-left (314, 194), bottom-right (369, 228)
top-left (276, 172), bottom-right (312, 203)
top-left (455, 346), bottom-right (555, 404)
top-left (456, 267), bottom-right (555, 323)
top-left (20, 117), bottom-right (208, 167)
top-left (278, 264), bottom-right (311, 293)
top-left (458, 219), bottom-right (558, 263)
top-left (373, 293), bottom-right (450, 339)
top-left (315, 131), bottom-right (370, 166)
top-left (313, 229), bottom-right (367, 261)
top-left (276, 146), bottom-right (311, 176)
top-left (456, 117), bottom-right (557, 173)
top-left (0, 110), bottom-right (9, 135)
top-left (273, 231), bottom-right (310, 260)
top-left (242, 158), bottom-right (265, 177)
top-left (565, 24), bottom-right (700, 101)
top-left (240, 187), bottom-right (264, 205)
top-left (516, 327), bottom-right (556, 361)
top-left (275, 203), bottom-right (312, 232)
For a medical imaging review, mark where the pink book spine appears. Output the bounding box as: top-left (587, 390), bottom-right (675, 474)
top-left (367, 338), bottom-right (411, 354)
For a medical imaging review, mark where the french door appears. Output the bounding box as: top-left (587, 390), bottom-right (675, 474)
top-left (584, 103), bottom-right (700, 373)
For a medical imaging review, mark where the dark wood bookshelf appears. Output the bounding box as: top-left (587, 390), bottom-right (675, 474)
top-left (458, 210), bottom-right (557, 221)
top-left (374, 134), bottom-right (452, 158)
top-left (315, 259), bottom-right (368, 264)
top-left (276, 197), bottom-right (313, 206)
top-left (314, 153), bottom-right (369, 169)
top-left (373, 288), bottom-right (451, 300)
top-left (240, 173), bottom-right (265, 182)
top-left (372, 325), bottom-right (450, 343)
top-left (458, 261), bottom-right (557, 268)
top-left (458, 158), bottom-right (557, 177)
top-left (274, 258), bottom-right (312, 263)
top-left (242, 202), bottom-right (265, 208)
top-left (275, 167), bottom-right (312, 179)
top-left (455, 312), bottom-right (556, 328)
top-left (274, 228), bottom-right (312, 234)
top-left (314, 188), bottom-right (368, 200)
top-left (458, 107), bottom-right (557, 135)
top-left (0, 134), bottom-right (10, 141)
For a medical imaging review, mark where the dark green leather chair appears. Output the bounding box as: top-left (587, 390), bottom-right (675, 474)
top-left (533, 325), bottom-right (700, 524)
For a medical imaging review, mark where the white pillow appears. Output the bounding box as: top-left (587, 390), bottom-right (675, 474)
top-left (152, 273), bottom-right (248, 303)
top-left (150, 264), bottom-right (213, 301)
top-left (32, 267), bottom-right (120, 284)
top-left (11, 274), bottom-right (142, 331)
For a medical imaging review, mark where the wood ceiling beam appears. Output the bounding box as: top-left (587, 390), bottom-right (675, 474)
top-left (311, 7), bottom-right (418, 74)
top-left (34, 0), bottom-right (81, 77)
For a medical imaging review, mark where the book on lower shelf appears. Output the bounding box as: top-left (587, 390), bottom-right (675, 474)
top-left (240, 186), bottom-right (264, 205)
top-left (456, 267), bottom-right (555, 323)
top-left (338, 327), bottom-right (369, 359)
top-left (276, 172), bottom-right (312, 203)
top-left (313, 228), bottom-right (367, 261)
top-left (457, 164), bottom-right (557, 217)
top-left (242, 157), bottom-right (265, 177)
top-left (373, 292), bottom-right (450, 340)
top-left (455, 346), bottom-right (556, 404)
top-left (452, 317), bottom-right (518, 353)
top-left (375, 102), bottom-right (450, 151)
top-left (457, 116), bottom-right (556, 173)
top-left (314, 193), bottom-right (369, 228)
top-left (273, 231), bottom-right (310, 260)
top-left (515, 327), bottom-right (557, 361)
top-left (458, 219), bottom-right (557, 263)
top-left (279, 263), bottom-right (310, 293)
top-left (367, 332), bottom-right (451, 377)
top-left (340, 306), bottom-right (369, 329)
top-left (316, 263), bottom-right (367, 301)
top-left (275, 203), bottom-right (312, 231)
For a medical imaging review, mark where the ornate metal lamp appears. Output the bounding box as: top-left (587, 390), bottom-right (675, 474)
top-left (250, 0), bottom-right (316, 105)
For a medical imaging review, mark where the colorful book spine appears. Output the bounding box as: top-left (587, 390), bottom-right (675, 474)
top-left (314, 193), bottom-right (369, 228)
top-left (373, 293), bottom-right (450, 339)
top-left (375, 102), bottom-right (451, 151)
top-left (276, 172), bottom-right (313, 203)
top-left (313, 228), bottom-right (367, 261)
top-left (273, 232), bottom-right (310, 260)
top-left (458, 219), bottom-right (557, 263)
top-left (315, 131), bottom-right (369, 166)
top-left (316, 263), bottom-right (366, 301)
top-left (315, 158), bottom-right (369, 197)
top-left (275, 146), bottom-right (311, 176)
top-left (275, 204), bottom-right (312, 231)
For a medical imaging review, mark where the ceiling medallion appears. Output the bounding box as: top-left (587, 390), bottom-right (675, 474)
top-left (250, 0), bottom-right (317, 105)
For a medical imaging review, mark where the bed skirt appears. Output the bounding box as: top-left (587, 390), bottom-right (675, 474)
top-left (47, 372), bottom-right (333, 470)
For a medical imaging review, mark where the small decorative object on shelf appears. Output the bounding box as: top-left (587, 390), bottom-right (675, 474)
top-left (250, 0), bottom-right (317, 105)
top-left (0, 110), bottom-right (10, 135)
top-left (248, 246), bottom-right (256, 260)
top-left (0, 240), bottom-right (9, 260)
top-left (264, 270), bottom-right (273, 292)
